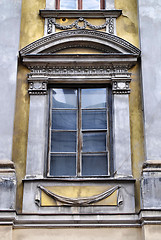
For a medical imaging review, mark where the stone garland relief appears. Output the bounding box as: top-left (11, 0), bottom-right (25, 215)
top-left (35, 185), bottom-right (123, 207)
top-left (47, 17), bottom-right (114, 34)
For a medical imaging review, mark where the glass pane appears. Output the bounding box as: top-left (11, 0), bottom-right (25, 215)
top-left (83, 132), bottom-right (106, 152)
top-left (60, 0), bottom-right (77, 10)
top-left (82, 88), bottom-right (106, 108)
top-left (51, 132), bottom-right (76, 152)
top-left (52, 89), bottom-right (77, 109)
top-left (82, 154), bottom-right (108, 176)
top-left (52, 110), bottom-right (77, 130)
top-left (83, 0), bottom-right (100, 10)
top-left (82, 110), bottom-right (107, 129)
top-left (50, 155), bottom-right (76, 176)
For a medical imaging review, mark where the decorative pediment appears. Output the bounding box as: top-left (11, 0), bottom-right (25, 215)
top-left (20, 29), bottom-right (140, 56)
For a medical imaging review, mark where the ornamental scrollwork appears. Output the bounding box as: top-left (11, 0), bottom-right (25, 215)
top-left (47, 17), bottom-right (114, 32)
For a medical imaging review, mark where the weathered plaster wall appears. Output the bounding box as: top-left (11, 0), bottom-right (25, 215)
top-left (138, 0), bottom-right (161, 160)
top-left (115, 0), bottom-right (144, 210)
top-left (138, 0), bottom-right (161, 209)
top-left (0, 226), bottom-right (12, 240)
top-left (13, 228), bottom-right (142, 240)
top-left (12, 0), bottom-right (45, 212)
top-left (143, 225), bottom-right (161, 240)
top-left (0, 0), bottom-right (22, 161)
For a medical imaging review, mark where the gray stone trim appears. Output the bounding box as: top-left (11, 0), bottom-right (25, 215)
top-left (22, 179), bottom-right (135, 214)
top-left (39, 9), bottom-right (122, 18)
top-left (26, 95), bottom-right (48, 178)
top-left (46, 0), bottom-right (55, 9)
top-left (113, 95), bottom-right (132, 177)
top-left (20, 30), bottom-right (140, 56)
top-left (106, 0), bottom-right (115, 10)
top-left (1, 209), bottom-right (161, 227)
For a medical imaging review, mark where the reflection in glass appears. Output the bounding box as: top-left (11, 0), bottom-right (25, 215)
top-left (83, 132), bottom-right (106, 152)
top-left (51, 132), bottom-right (76, 152)
top-left (82, 110), bottom-right (107, 129)
top-left (52, 89), bottom-right (77, 108)
top-left (83, 0), bottom-right (100, 9)
top-left (50, 155), bottom-right (76, 176)
top-left (82, 154), bottom-right (108, 175)
top-left (60, 0), bottom-right (77, 9)
top-left (82, 88), bottom-right (106, 108)
top-left (52, 110), bottom-right (77, 130)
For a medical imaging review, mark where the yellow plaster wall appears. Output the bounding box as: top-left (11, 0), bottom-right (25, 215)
top-left (12, 0), bottom-right (45, 212)
top-left (115, 0), bottom-right (145, 210)
top-left (12, 0), bottom-right (144, 212)
top-left (115, 0), bottom-right (139, 47)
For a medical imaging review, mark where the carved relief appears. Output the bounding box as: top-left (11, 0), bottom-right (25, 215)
top-left (108, 18), bottom-right (114, 34)
top-left (47, 17), bottom-right (114, 32)
top-left (112, 81), bottom-right (130, 94)
top-left (47, 18), bottom-right (53, 34)
top-left (35, 185), bottom-right (123, 207)
top-left (28, 81), bottom-right (48, 95)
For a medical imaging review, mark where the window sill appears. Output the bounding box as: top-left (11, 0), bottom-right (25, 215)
top-left (23, 176), bottom-right (135, 182)
top-left (39, 9), bottom-right (122, 19)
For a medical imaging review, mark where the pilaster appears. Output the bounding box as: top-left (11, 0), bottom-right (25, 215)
top-left (26, 81), bottom-right (48, 179)
top-left (112, 78), bottom-right (132, 177)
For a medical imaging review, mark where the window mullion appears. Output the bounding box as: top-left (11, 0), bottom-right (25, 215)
top-left (56, 0), bottom-right (60, 9)
top-left (77, 88), bottom-right (82, 176)
top-left (78, 0), bottom-right (82, 9)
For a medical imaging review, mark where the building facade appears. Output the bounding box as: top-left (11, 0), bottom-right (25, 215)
top-left (0, 0), bottom-right (161, 239)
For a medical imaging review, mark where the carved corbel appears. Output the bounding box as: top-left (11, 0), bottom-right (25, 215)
top-left (28, 81), bottom-right (48, 95)
top-left (112, 81), bottom-right (131, 94)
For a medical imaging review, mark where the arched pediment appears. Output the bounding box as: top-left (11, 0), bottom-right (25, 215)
top-left (20, 29), bottom-right (140, 56)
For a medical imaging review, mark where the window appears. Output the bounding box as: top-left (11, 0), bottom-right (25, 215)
top-left (56, 0), bottom-right (105, 10)
top-left (48, 87), bottom-right (112, 177)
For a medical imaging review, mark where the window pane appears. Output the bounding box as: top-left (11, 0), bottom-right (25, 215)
top-left (82, 88), bottom-right (106, 108)
top-left (82, 154), bottom-right (108, 176)
top-left (60, 0), bottom-right (77, 9)
top-left (52, 89), bottom-right (77, 109)
top-left (51, 132), bottom-right (76, 152)
top-left (83, 0), bottom-right (100, 9)
top-left (82, 110), bottom-right (107, 129)
top-left (52, 110), bottom-right (77, 130)
top-left (83, 132), bottom-right (106, 152)
top-left (50, 155), bottom-right (76, 176)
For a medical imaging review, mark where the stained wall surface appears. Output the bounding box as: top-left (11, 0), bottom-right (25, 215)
top-left (0, 0), bottom-right (22, 161)
top-left (138, 0), bottom-right (161, 160)
top-left (12, 228), bottom-right (142, 240)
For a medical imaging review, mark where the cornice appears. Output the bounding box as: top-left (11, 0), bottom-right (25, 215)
top-left (39, 9), bottom-right (122, 19)
top-left (2, 210), bottom-right (161, 228)
top-left (19, 29), bottom-right (141, 56)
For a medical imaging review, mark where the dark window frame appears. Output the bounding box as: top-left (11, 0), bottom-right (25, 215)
top-left (56, 0), bottom-right (105, 10)
top-left (47, 85), bottom-right (113, 178)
